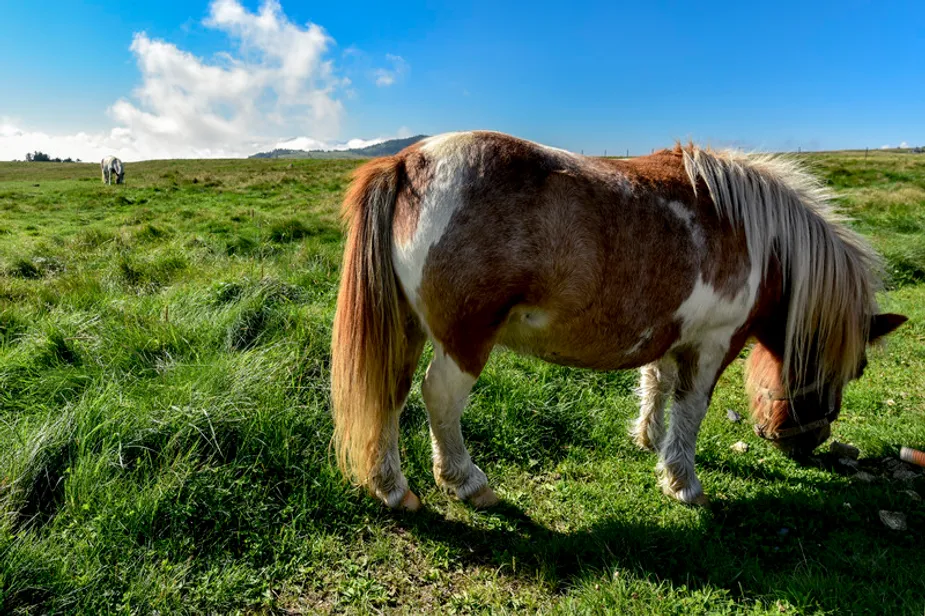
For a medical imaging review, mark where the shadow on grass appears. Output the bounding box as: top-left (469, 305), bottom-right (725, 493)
top-left (398, 470), bottom-right (924, 614)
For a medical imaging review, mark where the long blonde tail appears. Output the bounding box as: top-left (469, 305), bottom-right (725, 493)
top-left (331, 155), bottom-right (410, 488)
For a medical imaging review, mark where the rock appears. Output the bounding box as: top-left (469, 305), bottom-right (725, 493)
top-left (838, 457), bottom-right (860, 471)
top-left (829, 441), bottom-right (859, 460)
top-left (854, 471), bottom-right (876, 483)
top-left (879, 510), bottom-right (907, 531)
top-left (903, 490), bottom-right (921, 502)
top-left (883, 458), bottom-right (905, 473)
top-left (893, 468), bottom-right (920, 482)
top-left (731, 441), bottom-right (749, 453)
top-left (726, 409), bottom-right (742, 423)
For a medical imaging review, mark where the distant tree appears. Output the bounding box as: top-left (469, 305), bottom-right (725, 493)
top-left (25, 152), bottom-right (32, 162)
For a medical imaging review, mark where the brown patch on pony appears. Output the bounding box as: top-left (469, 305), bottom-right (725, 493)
top-left (602, 148), bottom-right (752, 298)
top-left (392, 142), bottom-right (429, 245)
top-left (331, 155), bottom-right (422, 489)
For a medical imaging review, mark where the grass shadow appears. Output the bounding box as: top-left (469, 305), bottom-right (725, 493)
top-left (400, 469), bottom-right (924, 614)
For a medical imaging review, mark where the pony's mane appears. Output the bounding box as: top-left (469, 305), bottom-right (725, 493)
top-left (681, 146), bottom-right (881, 393)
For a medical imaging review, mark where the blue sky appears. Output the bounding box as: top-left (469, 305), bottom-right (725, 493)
top-left (0, 0), bottom-right (922, 160)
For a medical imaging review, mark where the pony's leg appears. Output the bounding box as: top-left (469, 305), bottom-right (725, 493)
top-left (422, 344), bottom-right (498, 508)
top-left (368, 325), bottom-right (426, 510)
top-left (631, 359), bottom-right (677, 451)
top-left (656, 345), bottom-right (725, 505)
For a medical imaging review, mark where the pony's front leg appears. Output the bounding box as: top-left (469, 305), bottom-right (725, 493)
top-left (656, 347), bottom-right (724, 505)
top-left (631, 360), bottom-right (677, 451)
top-left (422, 344), bottom-right (498, 508)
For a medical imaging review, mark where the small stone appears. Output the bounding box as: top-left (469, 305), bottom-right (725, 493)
top-left (893, 468), bottom-right (920, 482)
top-left (885, 399), bottom-right (896, 407)
top-left (903, 490), bottom-right (921, 502)
top-left (731, 441), bottom-right (749, 453)
top-left (829, 441), bottom-right (859, 460)
top-left (838, 457), bottom-right (860, 470)
top-left (854, 471), bottom-right (876, 483)
top-left (879, 510), bottom-right (907, 531)
top-left (726, 409), bottom-right (742, 423)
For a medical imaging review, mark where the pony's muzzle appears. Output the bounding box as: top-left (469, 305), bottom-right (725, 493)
top-left (761, 422), bottom-right (832, 459)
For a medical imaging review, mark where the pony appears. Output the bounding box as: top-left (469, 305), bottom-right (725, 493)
top-left (101, 156), bottom-right (124, 185)
top-left (330, 131), bottom-right (906, 510)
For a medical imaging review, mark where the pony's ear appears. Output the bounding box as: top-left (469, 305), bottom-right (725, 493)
top-left (869, 313), bottom-right (908, 342)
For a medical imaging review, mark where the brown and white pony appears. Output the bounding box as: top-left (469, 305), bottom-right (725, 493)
top-left (330, 131), bottom-right (906, 510)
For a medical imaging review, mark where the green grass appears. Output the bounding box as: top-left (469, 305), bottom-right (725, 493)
top-left (0, 152), bottom-right (923, 615)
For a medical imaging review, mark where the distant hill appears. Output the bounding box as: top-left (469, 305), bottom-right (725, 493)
top-left (250, 135), bottom-right (428, 160)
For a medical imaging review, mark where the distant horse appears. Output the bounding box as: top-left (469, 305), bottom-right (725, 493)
top-left (101, 156), bottom-right (124, 185)
top-left (330, 131), bottom-right (906, 511)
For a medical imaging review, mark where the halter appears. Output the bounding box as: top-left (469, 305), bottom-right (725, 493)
top-left (752, 383), bottom-right (839, 441)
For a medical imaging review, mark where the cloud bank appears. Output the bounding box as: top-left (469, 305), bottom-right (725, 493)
top-left (0, 0), bottom-right (405, 161)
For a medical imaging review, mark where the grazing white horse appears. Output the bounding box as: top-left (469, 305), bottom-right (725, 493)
top-left (101, 156), bottom-right (124, 185)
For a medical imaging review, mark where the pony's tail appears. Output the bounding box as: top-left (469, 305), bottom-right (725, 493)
top-left (331, 155), bottom-right (409, 489)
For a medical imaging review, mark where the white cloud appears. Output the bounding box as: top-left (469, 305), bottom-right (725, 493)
top-left (0, 119), bottom-right (23, 138)
top-left (900, 141), bottom-right (909, 149)
top-left (880, 144), bottom-right (891, 150)
top-left (271, 135), bottom-right (387, 151)
top-left (374, 54), bottom-right (408, 87)
top-left (0, 1), bottom-right (409, 161)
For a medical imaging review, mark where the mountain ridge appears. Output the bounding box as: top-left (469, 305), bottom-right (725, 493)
top-left (249, 135), bottom-right (429, 159)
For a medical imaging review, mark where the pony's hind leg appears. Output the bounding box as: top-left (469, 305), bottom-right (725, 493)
top-left (422, 344), bottom-right (498, 508)
top-left (631, 360), bottom-right (677, 451)
top-left (368, 325), bottom-right (426, 510)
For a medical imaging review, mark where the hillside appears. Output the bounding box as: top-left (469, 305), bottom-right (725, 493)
top-left (249, 135), bottom-right (428, 159)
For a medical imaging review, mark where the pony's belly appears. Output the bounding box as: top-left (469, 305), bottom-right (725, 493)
top-left (496, 308), bottom-right (678, 371)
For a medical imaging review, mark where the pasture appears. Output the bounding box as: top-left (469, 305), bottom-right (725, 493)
top-left (0, 151), bottom-right (923, 614)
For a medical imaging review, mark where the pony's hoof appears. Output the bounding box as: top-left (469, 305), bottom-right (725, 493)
top-left (665, 486), bottom-right (709, 507)
top-left (467, 485), bottom-right (500, 509)
top-left (399, 489), bottom-right (422, 512)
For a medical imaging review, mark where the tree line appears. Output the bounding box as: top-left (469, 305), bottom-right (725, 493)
top-left (24, 151), bottom-right (81, 163)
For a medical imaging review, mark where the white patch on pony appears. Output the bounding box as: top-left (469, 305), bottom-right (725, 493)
top-left (515, 307), bottom-right (551, 329)
top-left (673, 266), bottom-right (759, 347)
top-left (419, 131), bottom-right (475, 157)
top-left (667, 200), bottom-right (694, 226)
top-left (666, 200), bottom-right (704, 249)
top-left (394, 135), bottom-right (474, 309)
top-left (627, 327), bottom-right (654, 355)
top-left (421, 344), bottom-right (488, 500)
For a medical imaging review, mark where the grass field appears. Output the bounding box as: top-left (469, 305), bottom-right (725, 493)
top-left (0, 150), bottom-right (923, 615)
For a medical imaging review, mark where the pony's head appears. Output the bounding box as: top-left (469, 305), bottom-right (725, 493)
top-left (746, 313), bottom-right (907, 457)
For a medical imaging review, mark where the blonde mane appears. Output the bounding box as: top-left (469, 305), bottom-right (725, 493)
top-left (682, 146), bottom-right (881, 394)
